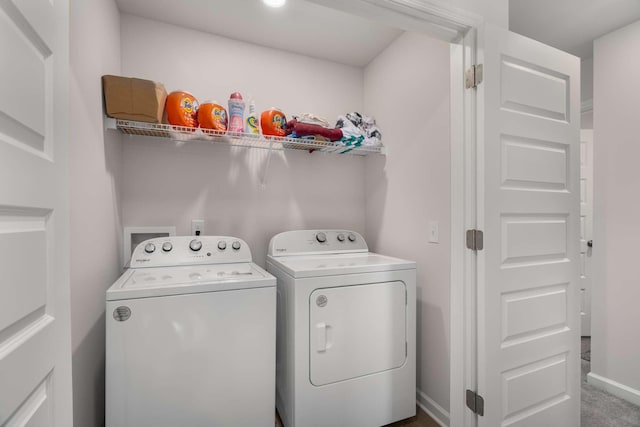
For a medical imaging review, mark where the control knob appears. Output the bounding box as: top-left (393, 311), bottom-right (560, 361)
top-left (316, 232), bottom-right (327, 243)
top-left (162, 242), bottom-right (173, 252)
top-left (189, 239), bottom-right (202, 252)
top-left (232, 241), bottom-right (241, 250)
top-left (144, 243), bottom-right (156, 254)
top-left (348, 233), bottom-right (356, 242)
top-left (217, 241), bottom-right (227, 250)
top-left (337, 233), bottom-right (345, 242)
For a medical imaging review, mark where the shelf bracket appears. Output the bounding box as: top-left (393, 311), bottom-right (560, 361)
top-left (260, 138), bottom-right (275, 187)
top-left (104, 116), bottom-right (117, 131)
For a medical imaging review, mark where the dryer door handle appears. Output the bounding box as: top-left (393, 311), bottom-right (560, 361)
top-left (316, 323), bottom-right (332, 352)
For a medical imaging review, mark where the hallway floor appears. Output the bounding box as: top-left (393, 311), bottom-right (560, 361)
top-left (581, 337), bottom-right (640, 427)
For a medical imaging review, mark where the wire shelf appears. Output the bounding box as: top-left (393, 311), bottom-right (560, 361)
top-left (109, 119), bottom-right (385, 156)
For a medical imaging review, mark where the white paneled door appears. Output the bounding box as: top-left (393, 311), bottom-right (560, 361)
top-left (0, 0), bottom-right (73, 426)
top-left (476, 24), bottom-right (580, 426)
top-left (579, 130), bottom-right (593, 337)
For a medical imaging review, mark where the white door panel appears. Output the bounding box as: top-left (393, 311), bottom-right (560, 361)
top-left (0, 0), bottom-right (54, 158)
top-left (477, 24), bottom-right (580, 427)
top-left (309, 282), bottom-right (406, 386)
top-left (500, 57), bottom-right (569, 121)
top-left (501, 136), bottom-right (569, 191)
top-left (0, 0), bottom-right (72, 425)
top-left (579, 130), bottom-right (593, 336)
top-left (0, 228), bottom-right (47, 332)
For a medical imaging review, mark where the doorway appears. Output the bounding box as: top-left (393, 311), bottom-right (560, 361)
top-left (309, 2), bottom-right (583, 427)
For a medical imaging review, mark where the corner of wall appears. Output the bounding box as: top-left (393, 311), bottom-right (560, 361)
top-left (417, 389), bottom-right (450, 426)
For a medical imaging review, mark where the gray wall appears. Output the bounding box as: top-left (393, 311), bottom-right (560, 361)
top-left (364, 32), bottom-right (452, 421)
top-left (581, 56), bottom-right (594, 129)
top-left (591, 19), bottom-right (640, 400)
top-left (118, 14), bottom-right (367, 268)
top-left (69, 0), bottom-right (122, 425)
top-left (581, 56), bottom-right (594, 104)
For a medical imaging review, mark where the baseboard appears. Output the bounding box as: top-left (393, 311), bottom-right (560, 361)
top-left (416, 388), bottom-right (450, 427)
top-left (587, 372), bottom-right (640, 407)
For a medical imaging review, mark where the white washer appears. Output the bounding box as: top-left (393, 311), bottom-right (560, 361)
top-left (266, 230), bottom-right (416, 427)
top-left (106, 236), bottom-right (276, 427)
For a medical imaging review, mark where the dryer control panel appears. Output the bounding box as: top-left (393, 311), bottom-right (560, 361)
top-left (130, 236), bottom-right (252, 268)
top-left (268, 230), bottom-right (368, 257)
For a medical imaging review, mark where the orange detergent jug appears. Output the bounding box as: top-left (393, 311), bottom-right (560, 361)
top-left (198, 102), bottom-right (228, 132)
top-left (260, 108), bottom-right (287, 137)
top-left (165, 91), bottom-right (199, 128)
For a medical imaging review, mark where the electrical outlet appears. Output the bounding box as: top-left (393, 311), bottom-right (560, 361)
top-left (429, 221), bottom-right (439, 243)
top-left (191, 219), bottom-right (204, 236)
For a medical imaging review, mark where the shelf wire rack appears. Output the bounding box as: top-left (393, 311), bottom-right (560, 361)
top-left (110, 119), bottom-right (385, 156)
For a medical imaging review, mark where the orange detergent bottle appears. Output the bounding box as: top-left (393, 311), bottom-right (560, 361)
top-left (165, 90), bottom-right (199, 128)
top-left (260, 108), bottom-right (287, 137)
top-left (198, 101), bottom-right (228, 132)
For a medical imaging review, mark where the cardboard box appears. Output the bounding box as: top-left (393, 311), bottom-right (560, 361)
top-left (102, 75), bottom-right (167, 123)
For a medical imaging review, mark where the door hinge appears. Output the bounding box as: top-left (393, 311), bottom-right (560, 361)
top-left (466, 390), bottom-right (485, 416)
top-left (466, 229), bottom-right (484, 251)
top-left (465, 64), bottom-right (483, 89)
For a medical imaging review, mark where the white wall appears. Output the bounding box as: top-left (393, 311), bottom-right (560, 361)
top-left (119, 14), bottom-right (366, 266)
top-left (581, 56), bottom-right (594, 104)
top-left (590, 20), bottom-right (640, 401)
top-left (581, 57), bottom-right (594, 129)
top-left (582, 111), bottom-right (593, 130)
top-left (69, 0), bottom-right (123, 425)
top-left (364, 32), bottom-right (451, 421)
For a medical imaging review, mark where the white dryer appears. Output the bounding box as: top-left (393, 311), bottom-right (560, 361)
top-left (106, 236), bottom-right (276, 427)
top-left (266, 230), bottom-right (416, 427)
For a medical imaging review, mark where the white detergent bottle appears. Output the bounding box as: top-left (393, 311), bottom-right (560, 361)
top-left (245, 100), bottom-right (260, 136)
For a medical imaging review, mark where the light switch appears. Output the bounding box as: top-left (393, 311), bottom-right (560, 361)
top-left (429, 221), bottom-right (439, 243)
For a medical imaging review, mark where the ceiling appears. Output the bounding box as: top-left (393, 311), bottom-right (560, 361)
top-left (510, 0), bottom-right (640, 59)
top-left (117, 0), bottom-right (640, 63)
top-left (115, 0), bottom-right (403, 67)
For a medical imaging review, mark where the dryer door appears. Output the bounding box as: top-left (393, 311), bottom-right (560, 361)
top-left (309, 281), bottom-right (406, 386)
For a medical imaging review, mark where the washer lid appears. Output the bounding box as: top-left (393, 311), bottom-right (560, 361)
top-left (106, 262), bottom-right (275, 301)
top-left (267, 252), bottom-right (415, 278)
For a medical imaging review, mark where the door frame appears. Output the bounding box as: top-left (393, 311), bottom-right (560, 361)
top-left (450, 27), bottom-right (480, 427)
top-left (579, 128), bottom-right (594, 337)
top-left (307, 1), bottom-right (481, 425)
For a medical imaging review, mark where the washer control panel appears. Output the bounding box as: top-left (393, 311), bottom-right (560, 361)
top-left (130, 236), bottom-right (251, 268)
top-left (268, 230), bottom-right (367, 257)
